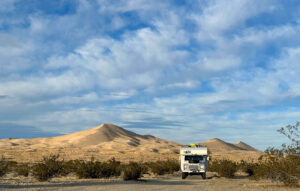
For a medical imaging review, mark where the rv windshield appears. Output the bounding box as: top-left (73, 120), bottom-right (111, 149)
top-left (185, 155), bottom-right (205, 163)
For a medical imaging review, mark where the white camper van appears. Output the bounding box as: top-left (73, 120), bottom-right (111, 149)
top-left (179, 144), bottom-right (209, 179)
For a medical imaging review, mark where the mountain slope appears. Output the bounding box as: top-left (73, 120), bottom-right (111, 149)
top-left (199, 138), bottom-right (244, 152)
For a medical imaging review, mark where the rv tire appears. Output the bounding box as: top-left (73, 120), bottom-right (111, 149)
top-left (182, 173), bottom-right (188, 179)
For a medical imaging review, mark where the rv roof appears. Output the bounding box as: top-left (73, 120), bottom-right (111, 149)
top-left (181, 145), bottom-right (206, 148)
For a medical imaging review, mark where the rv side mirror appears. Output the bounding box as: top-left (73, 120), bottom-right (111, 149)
top-left (207, 156), bottom-right (210, 161)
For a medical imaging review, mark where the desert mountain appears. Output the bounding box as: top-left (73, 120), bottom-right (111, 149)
top-left (0, 124), bottom-right (262, 163)
top-left (199, 138), bottom-right (263, 161)
top-left (199, 138), bottom-right (244, 152)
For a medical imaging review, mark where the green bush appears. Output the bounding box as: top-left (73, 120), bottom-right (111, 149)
top-left (122, 162), bottom-right (142, 180)
top-left (209, 159), bottom-right (237, 178)
top-left (0, 157), bottom-right (8, 177)
top-left (16, 163), bottom-right (30, 177)
top-left (32, 155), bottom-right (64, 181)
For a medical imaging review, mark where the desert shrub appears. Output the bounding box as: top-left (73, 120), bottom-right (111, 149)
top-left (7, 161), bottom-right (18, 172)
top-left (252, 152), bottom-right (300, 186)
top-left (0, 157), bottom-right (8, 177)
top-left (103, 158), bottom-right (122, 177)
top-left (152, 148), bottom-right (159, 153)
top-left (74, 158), bottom-right (121, 179)
top-left (234, 123), bottom-right (300, 186)
top-left (60, 160), bottom-right (76, 176)
top-left (140, 163), bottom-right (150, 174)
top-left (238, 160), bottom-right (258, 176)
top-left (32, 155), bottom-right (64, 181)
top-left (74, 159), bottom-right (102, 179)
top-left (122, 162), bottom-right (142, 180)
top-left (251, 122), bottom-right (300, 187)
top-left (208, 159), bottom-right (237, 178)
top-left (16, 163), bottom-right (30, 177)
top-left (146, 160), bottom-right (180, 175)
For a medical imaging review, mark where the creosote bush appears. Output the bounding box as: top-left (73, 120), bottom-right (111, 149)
top-left (16, 163), bottom-right (30, 177)
top-left (250, 122), bottom-right (300, 187)
top-left (146, 160), bottom-right (180, 175)
top-left (238, 160), bottom-right (258, 176)
top-left (122, 162), bottom-right (142, 180)
top-left (4, 155), bottom-right (180, 182)
top-left (208, 159), bottom-right (237, 178)
top-left (0, 157), bottom-right (8, 177)
top-left (74, 157), bottom-right (122, 179)
top-left (32, 155), bottom-right (64, 181)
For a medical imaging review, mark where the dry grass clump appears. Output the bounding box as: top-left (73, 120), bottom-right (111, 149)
top-left (208, 159), bottom-right (237, 178)
top-left (122, 162), bottom-right (142, 180)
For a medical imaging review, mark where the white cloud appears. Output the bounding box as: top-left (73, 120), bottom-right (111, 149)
top-left (101, 90), bottom-right (136, 101)
top-left (0, 71), bottom-right (94, 99)
top-left (193, 0), bottom-right (274, 38)
top-left (46, 22), bottom-right (189, 90)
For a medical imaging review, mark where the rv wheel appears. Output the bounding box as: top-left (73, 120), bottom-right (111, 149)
top-left (182, 173), bottom-right (188, 179)
top-left (201, 173), bottom-right (206, 179)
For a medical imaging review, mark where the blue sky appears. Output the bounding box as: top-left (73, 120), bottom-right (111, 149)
top-left (1, 0), bottom-right (300, 150)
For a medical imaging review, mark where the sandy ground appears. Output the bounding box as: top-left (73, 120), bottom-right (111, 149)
top-left (0, 172), bottom-right (298, 191)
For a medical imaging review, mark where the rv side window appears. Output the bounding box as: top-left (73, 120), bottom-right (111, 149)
top-left (184, 155), bottom-right (204, 161)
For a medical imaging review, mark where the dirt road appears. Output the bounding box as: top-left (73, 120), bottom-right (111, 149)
top-left (0, 173), bottom-right (298, 191)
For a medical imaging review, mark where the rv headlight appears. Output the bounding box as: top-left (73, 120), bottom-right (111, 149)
top-left (184, 164), bottom-right (188, 170)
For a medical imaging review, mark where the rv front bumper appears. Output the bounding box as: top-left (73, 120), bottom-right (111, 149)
top-left (182, 164), bottom-right (206, 173)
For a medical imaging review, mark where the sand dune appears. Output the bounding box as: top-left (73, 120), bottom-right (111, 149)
top-left (0, 124), bottom-right (262, 163)
top-left (50, 124), bottom-right (144, 147)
